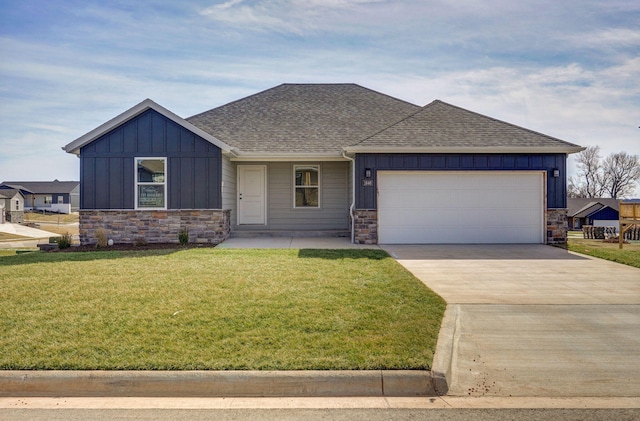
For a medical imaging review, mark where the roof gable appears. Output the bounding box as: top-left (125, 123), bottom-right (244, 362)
top-left (585, 205), bottom-right (618, 220)
top-left (64, 99), bottom-right (232, 155)
top-left (186, 84), bottom-right (420, 156)
top-left (0, 188), bottom-right (24, 199)
top-left (567, 198), bottom-right (620, 215)
top-left (346, 100), bottom-right (584, 153)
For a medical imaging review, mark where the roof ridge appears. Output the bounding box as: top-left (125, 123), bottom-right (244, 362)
top-left (349, 100), bottom-right (435, 147)
top-left (431, 100), bottom-right (582, 148)
top-left (187, 83), bottom-right (420, 122)
top-left (186, 84), bottom-right (287, 120)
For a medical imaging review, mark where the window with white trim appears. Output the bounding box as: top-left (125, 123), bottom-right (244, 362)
top-left (294, 165), bottom-right (319, 208)
top-left (135, 158), bottom-right (167, 209)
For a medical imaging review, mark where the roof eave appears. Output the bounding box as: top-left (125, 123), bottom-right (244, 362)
top-left (63, 99), bottom-right (233, 155)
top-left (342, 145), bottom-right (586, 154)
top-left (230, 151), bottom-right (348, 162)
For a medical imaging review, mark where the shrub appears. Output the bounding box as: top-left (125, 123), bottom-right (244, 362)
top-left (134, 237), bottom-right (148, 247)
top-left (57, 232), bottom-right (72, 249)
top-left (179, 229), bottom-right (189, 246)
top-left (95, 229), bottom-right (108, 248)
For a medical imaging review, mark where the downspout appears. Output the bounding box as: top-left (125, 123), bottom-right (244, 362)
top-left (342, 151), bottom-right (355, 243)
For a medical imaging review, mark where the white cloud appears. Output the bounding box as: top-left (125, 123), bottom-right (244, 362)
top-left (566, 27), bottom-right (640, 48)
top-left (199, 0), bottom-right (391, 34)
top-left (2, 0), bottom-right (639, 183)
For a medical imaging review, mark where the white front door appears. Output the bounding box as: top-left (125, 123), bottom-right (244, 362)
top-left (238, 165), bottom-right (266, 225)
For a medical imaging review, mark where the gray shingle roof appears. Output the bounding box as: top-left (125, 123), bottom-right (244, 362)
top-left (567, 198), bottom-right (620, 216)
top-left (351, 100), bottom-right (583, 151)
top-left (186, 84), bottom-right (421, 154)
top-left (0, 188), bottom-right (22, 199)
top-left (1, 180), bottom-right (79, 194)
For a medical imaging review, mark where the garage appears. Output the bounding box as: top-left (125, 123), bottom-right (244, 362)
top-left (377, 171), bottom-right (545, 244)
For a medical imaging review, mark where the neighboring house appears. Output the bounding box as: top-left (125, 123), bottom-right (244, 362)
top-left (0, 188), bottom-right (25, 223)
top-left (0, 180), bottom-right (80, 213)
top-left (567, 198), bottom-right (620, 229)
top-left (63, 83), bottom-right (583, 246)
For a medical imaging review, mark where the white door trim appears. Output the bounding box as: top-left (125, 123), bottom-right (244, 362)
top-left (237, 165), bottom-right (267, 225)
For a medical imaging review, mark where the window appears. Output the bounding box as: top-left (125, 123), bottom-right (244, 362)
top-left (44, 196), bottom-right (52, 204)
top-left (58, 196), bottom-right (64, 204)
top-left (135, 158), bottom-right (166, 209)
top-left (15, 200), bottom-right (19, 211)
top-left (294, 165), bottom-right (319, 208)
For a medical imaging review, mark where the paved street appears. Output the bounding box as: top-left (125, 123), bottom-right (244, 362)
top-left (2, 397), bottom-right (639, 420)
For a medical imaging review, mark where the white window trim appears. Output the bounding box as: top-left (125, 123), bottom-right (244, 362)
top-left (293, 164), bottom-right (320, 209)
top-left (135, 157), bottom-right (167, 210)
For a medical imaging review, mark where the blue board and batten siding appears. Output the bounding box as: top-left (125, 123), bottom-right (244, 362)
top-left (588, 207), bottom-right (619, 222)
top-left (355, 153), bottom-right (567, 209)
top-left (80, 109), bottom-right (222, 210)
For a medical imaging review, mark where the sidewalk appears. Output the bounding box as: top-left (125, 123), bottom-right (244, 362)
top-left (2, 396), bottom-right (638, 409)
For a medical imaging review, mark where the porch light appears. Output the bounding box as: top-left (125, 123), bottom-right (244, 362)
top-left (364, 168), bottom-right (372, 178)
top-left (552, 169), bottom-right (560, 178)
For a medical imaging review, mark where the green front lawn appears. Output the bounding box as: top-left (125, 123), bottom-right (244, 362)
top-left (0, 248), bottom-right (445, 370)
top-left (568, 238), bottom-right (640, 268)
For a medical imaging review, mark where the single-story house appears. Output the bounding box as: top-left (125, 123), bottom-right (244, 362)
top-left (0, 180), bottom-right (80, 213)
top-left (0, 188), bottom-right (25, 223)
top-left (63, 84), bottom-right (583, 246)
top-left (567, 198), bottom-right (620, 229)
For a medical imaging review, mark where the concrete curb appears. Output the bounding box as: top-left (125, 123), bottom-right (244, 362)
top-left (430, 305), bottom-right (458, 396)
top-left (0, 370), bottom-right (440, 397)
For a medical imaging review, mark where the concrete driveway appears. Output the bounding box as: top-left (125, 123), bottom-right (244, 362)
top-left (0, 223), bottom-right (59, 249)
top-left (381, 244), bottom-right (640, 397)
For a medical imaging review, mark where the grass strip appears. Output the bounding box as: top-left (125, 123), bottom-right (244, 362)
top-left (568, 238), bottom-right (640, 268)
top-left (0, 248), bottom-right (445, 370)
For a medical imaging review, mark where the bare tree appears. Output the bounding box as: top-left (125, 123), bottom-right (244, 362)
top-left (602, 152), bottom-right (640, 199)
top-left (571, 146), bottom-right (605, 198)
top-left (567, 176), bottom-right (587, 198)
top-left (569, 146), bottom-right (640, 198)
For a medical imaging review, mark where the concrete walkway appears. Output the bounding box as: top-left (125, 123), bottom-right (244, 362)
top-left (380, 244), bottom-right (640, 397)
top-left (217, 237), bottom-right (379, 249)
top-left (0, 223), bottom-right (58, 249)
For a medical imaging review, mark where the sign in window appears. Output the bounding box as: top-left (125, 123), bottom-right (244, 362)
top-left (136, 158), bottom-right (166, 209)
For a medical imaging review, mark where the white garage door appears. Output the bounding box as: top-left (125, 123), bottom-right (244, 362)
top-left (377, 171), bottom-right (544, 244)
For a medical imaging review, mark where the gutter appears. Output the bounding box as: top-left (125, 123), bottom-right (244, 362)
top-left (342, 150), bottom-right (356, 244)
top-left (343, 146), bottom-right (586, 154)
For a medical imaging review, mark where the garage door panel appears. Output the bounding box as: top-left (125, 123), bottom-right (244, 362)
top-left (377, 171), bottom-right (544, 244)
top-left (387, 209), bottom-right (460, 226)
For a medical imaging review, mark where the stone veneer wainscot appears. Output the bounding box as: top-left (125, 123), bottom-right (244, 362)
top-left (546, 208), bottom-right (568, 247)
top-left (80, 209), bottom-right (230, 245)
top-left (353, 209), bottom-right (378, 245)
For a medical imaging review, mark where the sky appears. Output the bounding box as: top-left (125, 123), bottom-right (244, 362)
top-left (1, 0), bottom-right (639, 190)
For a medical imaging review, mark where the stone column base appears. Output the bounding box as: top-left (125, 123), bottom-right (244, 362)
top-left (546, 208), bottom-right (568, 247)
top-left (353, 209), bottom-right (378, 245)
